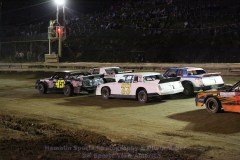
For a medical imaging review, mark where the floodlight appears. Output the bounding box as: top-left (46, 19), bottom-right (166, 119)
top-left (54, 0), bottom-right (65, 6)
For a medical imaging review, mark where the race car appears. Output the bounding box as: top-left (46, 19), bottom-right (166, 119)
top-left (96, 72), bottom-right (184, 103)
top-left (89, 67), bottom-right (134, 82)
top-left (35, 71), bottom-right (104, 96)
top-left (164, 67), bottom-right (224, 96)
top-left (195, 81), bottom-right (240, 113)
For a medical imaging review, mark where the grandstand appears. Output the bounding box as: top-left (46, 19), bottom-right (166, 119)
top-left (0, 0), bottom-right (240, 63)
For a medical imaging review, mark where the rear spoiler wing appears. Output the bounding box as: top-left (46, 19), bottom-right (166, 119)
top-left (201, 72), bottom-right (221, 77)
top-left (159, 77), bottom-right (181, 84)
top-left (117, 70), bottom-right (135, 74)
top-left (124, 70), bottom-right (135, 73)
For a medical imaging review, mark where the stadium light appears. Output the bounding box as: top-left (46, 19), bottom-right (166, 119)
top-left (52, 0), bottom-right (66, 58)
top-left (54, 0), bottom-right (65, 6)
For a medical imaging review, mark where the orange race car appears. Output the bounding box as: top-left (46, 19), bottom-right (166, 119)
top-left (195, 81), bottom-right (240, 113)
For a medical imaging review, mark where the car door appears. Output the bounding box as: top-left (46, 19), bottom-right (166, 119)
top-left (53, 73), bottom-right (65, 89)
top-left (113, 75), bottom-right (134, 96)
top-left (110, 78), bottom-right (124, 95)
top-left (220, 83), bottom-right (240, 112)
top-left (121, 75), bottom-right (134, 96)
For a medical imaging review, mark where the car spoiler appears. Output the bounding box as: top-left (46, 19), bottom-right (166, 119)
top-left (116, 70), bottom-right (134, 74)
top-left (159, 77), bottom-right (181, 84)
top-left (201, 72), bottom-right (221, 77)
top-left (124, 70), bottom-right (135, 73)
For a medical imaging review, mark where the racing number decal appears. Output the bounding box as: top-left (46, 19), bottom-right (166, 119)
top-left (121, 83), bottom-right (131, 95)
top-left (55, 80), bottom-right (65, 88)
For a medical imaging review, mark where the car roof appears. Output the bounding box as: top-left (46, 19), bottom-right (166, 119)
top-left (169, 67), bottom-right (204, 71)
top-left (101, 67), bottom-right (120, 69)
top-left (54, 71), bottom-right (89, 75)
top-left (184, 67), bottom-right (204, 71)
top-left (55, 70), bottom-right (76, 73)
top-left (122, 72), bottom-right (162, 77)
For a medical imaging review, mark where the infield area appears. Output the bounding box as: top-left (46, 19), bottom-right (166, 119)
top-left (0, 73), bottom-right (240, 160)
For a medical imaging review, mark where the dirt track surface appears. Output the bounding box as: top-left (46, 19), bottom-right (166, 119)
top-left (0, 73), bottom-right (240, 160)
top-left (0, 115), bottom-right (205, 160)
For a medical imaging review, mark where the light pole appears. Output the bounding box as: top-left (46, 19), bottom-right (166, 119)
top-left (54, 0), bottom-right (66, 58)
top-left (55, 0), bottom-right (65, 25)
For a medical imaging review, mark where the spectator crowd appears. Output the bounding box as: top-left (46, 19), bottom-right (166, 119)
top-left (1, 0), bottom-right (240, 63)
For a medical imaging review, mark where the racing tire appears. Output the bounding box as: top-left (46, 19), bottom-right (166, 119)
top-left (38, 83), bottom-right (47, 94)
top-left (101, 87), bottom-right (110, 99)
top-left (137, 89), bottom-right (148, 103)
top-left (206, 97), bottom-right (222, 113)
top-left (64, 84), bottom-right (74, 97)
top-left (182, 82), bottom-right (194, 96)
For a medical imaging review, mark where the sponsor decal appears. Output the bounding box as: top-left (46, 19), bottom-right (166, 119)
top-left (121, 83), bottom-right (131, 95)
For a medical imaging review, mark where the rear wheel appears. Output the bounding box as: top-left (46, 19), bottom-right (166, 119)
top-left (101, 87), bottom-right (110, 99)
top-left (206, 97), bottom-right (222, 113)
top-left (38, 83), bottom-right (47, 94)
top-left (182, 82), bottom-right (194, 96)
top-left (137, 89), bottom-right (148, 103)
top-left (64, 84), bottom-right (74, 97)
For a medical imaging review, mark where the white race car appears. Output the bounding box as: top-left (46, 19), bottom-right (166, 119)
top-left (164, 67), bottom-right (225, 96)
top-left (96, 72), bottom-right (184, 103)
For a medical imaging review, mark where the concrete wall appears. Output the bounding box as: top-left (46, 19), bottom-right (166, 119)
top-left (0, 62), bottom-right (239, 76)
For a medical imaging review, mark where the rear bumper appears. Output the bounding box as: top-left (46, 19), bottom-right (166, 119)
top-left (148, 93), bottom-right (161, 98)
top-left (159, 87), bottom-right (184, 95)
top-left (194, 84), bottom-right (224, 91)
top-left (149, 88), bottom-right (184, 98)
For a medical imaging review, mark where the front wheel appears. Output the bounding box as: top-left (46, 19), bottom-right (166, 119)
top-left (182, 82), bottom-right (194, 96)
top-left (64, 85), bottom-right (74, 97)
top-left (38, 83), bottom-right (47, 94)
top-left (101, 87), bottom-right (110, 99)
top-left (137, 89), bottom-right (148, 103)
top-left (206, 97), bottom-right (222, 113)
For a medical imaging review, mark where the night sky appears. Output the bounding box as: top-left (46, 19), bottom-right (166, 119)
top-left (0, 0), bottom-right (114, 26)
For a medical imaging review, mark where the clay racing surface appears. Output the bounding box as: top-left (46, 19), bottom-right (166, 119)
top-left (0, 73), bottom-right (240, 160)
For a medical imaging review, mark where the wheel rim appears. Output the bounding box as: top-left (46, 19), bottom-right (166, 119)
top-left (139, 91), bottom-right (146, 102)
top-left (208, 101), bottom-right (217, 111)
